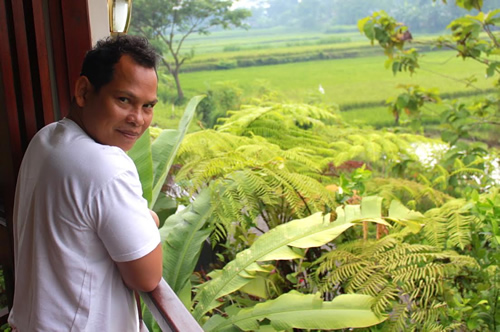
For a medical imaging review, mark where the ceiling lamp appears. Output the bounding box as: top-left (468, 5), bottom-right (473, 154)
top-left (108, 0), bottom-right (132, 35)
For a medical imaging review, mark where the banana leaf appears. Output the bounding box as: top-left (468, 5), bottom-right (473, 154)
top-left (128, 127), bottom-right (154, 204)
top-left (203, 291), bottom-right (387, 331)
top-left (129, 95), bottom-right (204, 209)
top-left (191, 208), bottom-right (387, 321)
top-left (151, 96), bottom-right (204, 207)
top-left (160, 188), bottom-right (213, 298)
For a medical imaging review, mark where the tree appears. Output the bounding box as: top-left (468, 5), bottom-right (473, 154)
top-left (131, 0), bottom-right (251, 101)
top-left (358, 1), bottom-right (500, 137)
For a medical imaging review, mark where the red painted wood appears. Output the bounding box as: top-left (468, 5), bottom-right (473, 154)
top-left (0, 0), bottom-right (23, 164)
top-left (47, 0), bottom-right (71, 118)
top-left (32, 0), bottom-right (55, 125)
top-left (11, 0), bottom-right (38, 138)
top-left (0, 0), bottom-right (22, 313)
top-left (61, 0), bottom-right (91, 100)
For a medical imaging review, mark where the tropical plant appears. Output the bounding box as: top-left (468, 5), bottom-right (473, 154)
top-left (193, 208), bottom-right (390, 328)
top-left (129, 95), bottom-right (204, 217)
top-left (316, 234), bottom-right (478, 331)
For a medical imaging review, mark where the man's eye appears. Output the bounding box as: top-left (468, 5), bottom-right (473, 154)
top-left (144, 103), bottom-right (156, 109)
top-left (118, 97), bottom-right (130, 103)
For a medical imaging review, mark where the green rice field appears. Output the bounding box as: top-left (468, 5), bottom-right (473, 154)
top-left (180, 50), bottom-right (494, 109)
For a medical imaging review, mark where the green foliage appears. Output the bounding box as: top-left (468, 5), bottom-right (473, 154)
top-left (316, 234), bottom-right (479, 331)
top-left (423, 198), bottom-right (479, 249)
top-left (440, 95), bottom-right (500, 144)
top-left (366, 177), bottom-right (454, 212)
top-left (203, 292), bottom-right (387, 331)
top-left (160, 188), bottom-right (213, 301)
top-left (176, 129), bottom-right (337, 240)
top-left (358, 10), bottom-right (420, 74)
top-left (129, 96), bottom-right (204, 210)
top-left (386, 84), bottom-right (441, 128)
top-left (0, 324), bottom-right (11, 332)
top-left (418, 140), bottom-right (494, 198)
top-left (0, 267), bottom-right (6, 310)
top-left (126, 4), bottom-right (500, 330)
top-left (196, 81), bottom-right (243, 128)
top-left (359, 4), bottom-right (500, 140)
top-left (191, 211), bottom-right (359, 321)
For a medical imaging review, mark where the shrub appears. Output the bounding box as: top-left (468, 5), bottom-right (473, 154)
top-left (196, 81), bottom-right (243, 128)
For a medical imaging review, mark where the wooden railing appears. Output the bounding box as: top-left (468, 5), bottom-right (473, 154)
top-left (140, 278), bottom-right (203, 332)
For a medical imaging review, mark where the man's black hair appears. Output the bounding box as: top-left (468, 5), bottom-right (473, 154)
top-left (80, 35), bottom-right (159, 91)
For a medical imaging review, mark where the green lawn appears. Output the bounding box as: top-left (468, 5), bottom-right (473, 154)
top-left (180, 50), bottom-right (493, 108)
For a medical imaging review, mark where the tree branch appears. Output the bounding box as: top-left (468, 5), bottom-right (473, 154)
top-left (483, 24), bottom-right (500, 49)
top-left (174, 18), bottom-right (204, 56)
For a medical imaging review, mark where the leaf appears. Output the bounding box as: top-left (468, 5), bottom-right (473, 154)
top-left (151, 95), bottom-right (204, 207)
top-left (387, 199), bottom-right (424, 232)
top-left (128, 128), bottom-right (154, 204)
top-left (160, 188), bottom-right (213, 294)
top-left (192, 212), bottom-right (357, 321)
top-left (358, 17), bottom-right (371, 35)
top-left (441, 130), bottom-right (459, 144)
top-left (203, 292), bottom-right (387, 331)
top-left (363, 21), bottom-right (375, 42)
top-left (152, 192), bottom-right (177, 228)
top-left (486, 62), bottom-right (497, 78)
top-left (392, 61), bottom-right (400, 75)
top-left (239, 273), bottom-right (271, 299)
top-left (361, 196), bottom-right (383, 218)
top-left (485, 9), bottom-right (500, 23)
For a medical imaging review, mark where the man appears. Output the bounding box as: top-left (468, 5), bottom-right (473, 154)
top-left (8, 35), bottom-right (162, 331)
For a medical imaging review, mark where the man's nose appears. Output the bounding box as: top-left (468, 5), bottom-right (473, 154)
top-left (127, 107), bottom-right (144, 126)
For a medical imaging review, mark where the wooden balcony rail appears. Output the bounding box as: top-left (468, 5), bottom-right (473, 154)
top-left (140, 278), bottom-right (203, 332)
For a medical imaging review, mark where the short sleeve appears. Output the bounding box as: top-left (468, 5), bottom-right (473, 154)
top-left (90, 170), bottom-right (161, 262)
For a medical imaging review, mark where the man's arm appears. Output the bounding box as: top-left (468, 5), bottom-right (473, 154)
top-left (116, 243), bottom-right (162, 292)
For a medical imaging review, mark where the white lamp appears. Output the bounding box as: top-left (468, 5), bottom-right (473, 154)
top-left (108, 0), bottom-right (132, 35)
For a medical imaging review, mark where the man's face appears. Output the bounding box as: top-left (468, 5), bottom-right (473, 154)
top-left (77, 55), bottom-right (158, 152)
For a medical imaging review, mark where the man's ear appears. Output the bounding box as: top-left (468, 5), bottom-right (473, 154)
top-left (74, 76), bottom-right (92, 107)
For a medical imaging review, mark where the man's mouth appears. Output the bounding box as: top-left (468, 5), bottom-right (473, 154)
top-left (117, 129), bottom-right (140, 139)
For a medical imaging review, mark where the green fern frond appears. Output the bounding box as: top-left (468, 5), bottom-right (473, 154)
top-left (423, 198), bottom-right (480, 250)
top-left (449, 167), bottom-right (485, 177)
top-left (316, 234), bottom-right (478, 331)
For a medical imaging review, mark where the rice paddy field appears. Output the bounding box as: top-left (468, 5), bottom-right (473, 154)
top-left (180, 50), bottom-right (493, 108)
top-left (153, 27), bottom-right (497, 135)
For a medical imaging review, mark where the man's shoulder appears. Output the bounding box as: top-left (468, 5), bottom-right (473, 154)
top-left (29, 118), bottom-right (136, 179)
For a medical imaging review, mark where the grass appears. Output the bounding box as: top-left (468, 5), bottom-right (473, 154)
top-left (179, 50), bottom-right (493, 108)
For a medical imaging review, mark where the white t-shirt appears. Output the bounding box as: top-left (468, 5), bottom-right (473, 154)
top-left (8, 118), bottom-right (161, 331)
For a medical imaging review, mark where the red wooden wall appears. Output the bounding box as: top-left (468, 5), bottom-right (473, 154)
top-left (0, 0), bottom-right (92, 323)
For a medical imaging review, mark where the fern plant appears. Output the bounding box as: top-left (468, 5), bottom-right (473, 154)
top-left (366, 177), bottom-right (453, 212)
top-left (422, 198), bottom-right (480, 250)
top-left (315, 234), bottom-right (479, 331)
top-left (175, 129), bottom-right (337, 242)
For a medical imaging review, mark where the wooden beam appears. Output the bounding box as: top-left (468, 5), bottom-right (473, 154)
top-left (0, 0), bottom-right (22, 313)
top-left (0, 0), bottom-right (23, 162)
top-left (32, 0), bottom-right (55, 125)
top-left (61, 0), bottom-right (91, 102)
top-left (47, 0), bottom-right (71, 117)
top-left (10, 0), bottom-right (37, 139)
